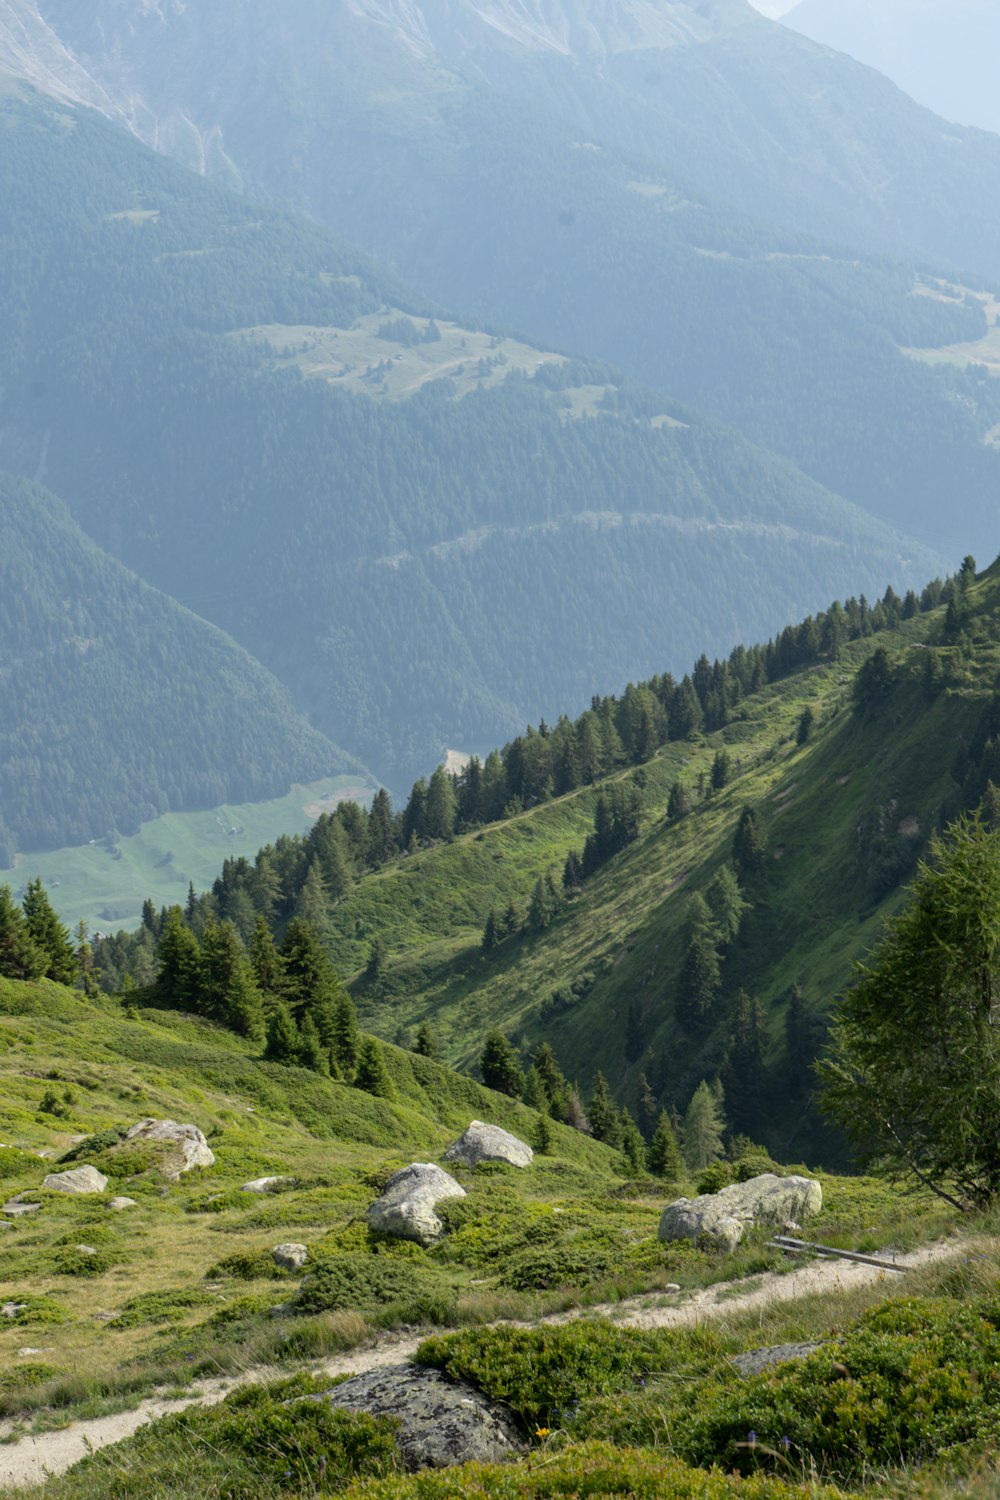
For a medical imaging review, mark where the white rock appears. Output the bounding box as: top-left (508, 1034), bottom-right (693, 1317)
top-left (2, 1303), bottom-right (27, 1318)
top-left (443, 1121), bottom-right (533, 1169)
top-left (242, 1176), bottom-right (296, 1193)
top-left (109, 1196), bottom-right (138, 1211)
top-left (271, 1242), bottom-right (309, 1271)
top-left (125, 1119), bottom-right (215, 1179)
top-left (368, 1163), bottom-right (466, 1246)
top-left (659, 1174), bottom-right (823, 1253)
top-left (42, 1165), bottom-right (108, 1195)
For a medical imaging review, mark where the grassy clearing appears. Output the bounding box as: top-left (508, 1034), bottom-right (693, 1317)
top-left (5, 776), bottom-right (372, 934)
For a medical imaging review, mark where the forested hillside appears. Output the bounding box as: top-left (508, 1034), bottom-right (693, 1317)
top-left (11, 1), bottom-right (1000, 557)
top-left (0, 474), bottom-right (347, 857)
top-left (0, 84), bottom-right (938, 792)
top-left (91, 554), bottom-right (999, 1163)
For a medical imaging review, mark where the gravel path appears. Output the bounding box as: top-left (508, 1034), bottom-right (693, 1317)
top-left (0, 1237), bottom-right (964, 1490)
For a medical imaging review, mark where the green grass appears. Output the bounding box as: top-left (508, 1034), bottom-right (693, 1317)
top-left (6, 776), bottom-right (373, 933)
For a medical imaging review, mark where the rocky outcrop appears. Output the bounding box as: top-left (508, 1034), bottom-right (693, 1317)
top-left (124, 1119), bottom-right (214, 1179)
top-left (42, 1165), bottom-right (108, 1195)
top-left (443, 1121), bottom-right (533, 1169)
top-left (313, 1364), bottom-right (524, 1469)
top-left (367, 1163), bottom-right (466, 1246)
top-left (2, 1194), bottom-right (41, 1218)
top-left (659, 1173), bottom-right (822, 1252)
top-left (242, 1176), bottom-right (296, 1194)
top-left (731, 1342), bottom-right (824, 1377)
top-left (271, 1242), bottom-right (308, 1271)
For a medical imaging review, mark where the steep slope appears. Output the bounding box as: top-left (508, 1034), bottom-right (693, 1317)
top-left (0, 473), bottom-right (350, 859)
top-left (0, 84), bottom-right (938, 794)
top-left (12, 1), bottom-right (1000, 556)
top-left (785, 0), bottom-right (1000, 137)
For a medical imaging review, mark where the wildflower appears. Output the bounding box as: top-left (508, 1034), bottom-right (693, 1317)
top-left (779, 1436), bottom-right (791, 1452)
top-left (747, 1431), bottom-right (758, 1448)
top-left (535, 1427), bottom-right (551, 1440)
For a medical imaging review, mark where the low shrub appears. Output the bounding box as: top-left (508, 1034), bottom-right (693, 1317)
top-left (108, 1288), bottom-right (214, 1329)
top-left (1, 1295), bottom-right (68, 1325)
top-left (341, 1440), bottom-right (856, 1499)
top-left (0, 1362), bottom-right (59, 1391)
top-left (206, 1249), bottom-right (288, 1281)
top-left (0, 1145), bottom-right (40, 1180)
top-left (292, 1256), bottom-right (427, 1316)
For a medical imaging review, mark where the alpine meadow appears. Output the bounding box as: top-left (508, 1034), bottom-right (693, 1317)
top-left (3, 4), bottom-right (1000, 1499)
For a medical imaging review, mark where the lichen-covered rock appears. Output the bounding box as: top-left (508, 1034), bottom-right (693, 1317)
top-left (42, 1165), bottom-right (108, 1195)
top-left (271, 1242), bottom-right (308, 1271)
top-left (242, 1175), bottom-right (296, 1194)
top-left (2, 1195), bottom-right (41, 1218)
top-left (658, 1173), bottom-right (822, 1252)
top-left (108, 1197), bottom-right (138, 1211)
top-left (731, 1342), bottom-right (824, 1377)
top-left (124, 1119), bottom-right (214, 1179)
top-left (443, 1121), bottom-right (533, 1169)
top-left (314, 1364), bottom-right (524, 1470)
top-left (367, 1163), bottom-right (466, 1246)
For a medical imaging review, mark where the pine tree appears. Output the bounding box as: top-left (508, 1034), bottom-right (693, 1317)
top-left (637, 1073), bottom-right (658, 1140)
top-left (425, 765), bottom-right (458, 842)
top-left (588, 1071), bottom-right (621, 1146)
top-left (532, 1112), bottom-right (553, 1154)
top-left (710, 749), bottom-right (731, 792)
top-left (648, 1110), bottom-right (685, 1181)
top-left (481, 909), bottom-right (499, 951)
top-left (522, 1065), bottom-right (550, 1113)
top-left (249, 915), bottom-right (284, 1003)
top-left (155, 906), bottom-right (204, 1012)
top-left (722, 991), bottom-right (767, 1137)
top-left (75, 921), bottom-right (100, 997)
top-left (733, 804), bottom-right (767, 877)
top-left (667, 781), bottom-right (690, 822)
top-left (532, 1042), bottom-right (569, 1120)
top-left (620, 1108), bottom-right (646, 1175)
top-left (364, 935), bottom-right (386, 985)
top-left (796, 705), bottom-right (815, 744)
top-left (681, 1081), bottom-right (726, 1172)
top-left (355, 1036), bottom-right (396, 1099)
top-left (331, 988), bottom-right (362, 1077)
top-left (297, 1012), bottom-right (330, 1074)
top-left (294, 855), bottom-right (330, 931)
top-left (706, 866), bottom-right (748, 946)
top-left (677, 923), bottom-right (721, 1028)
top-left (479, 1029), bottom-right (524, 1097)
top-left (264, 1004), bottom-right (301, 1066)
top-left (22, 878), bottom-right (77, 984)
top-left (413, 1020), bottom-right (439, 1059)
top-left (199, 919), bottom-right (265, 1042)
top-left (0, 885), bottom-right (45, 980)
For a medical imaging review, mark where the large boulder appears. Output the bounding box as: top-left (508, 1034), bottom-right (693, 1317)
top-left (443, 1121), bottom-right (533, 1170)
top-left (124, 1119), bottom-right (215, 1179)
top-left (367, 1163), bottom-right (466, 1247)
top-left (313, 1364), bottom-right (524, 1470)
top-left (42, 1165), bottom-right (108, 1195)
top-left (271, 1242), bottom-right (309, 1272)
top-left (658, 1173), bottom-right (822, 1252)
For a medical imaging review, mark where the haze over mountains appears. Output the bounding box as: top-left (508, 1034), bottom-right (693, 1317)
top-left (0, 0), bottom-right (997, 861)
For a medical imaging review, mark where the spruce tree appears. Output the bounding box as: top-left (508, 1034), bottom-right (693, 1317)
top-left (297, 1012), bottom-right (330, 1074)
top-left (648, 1110), bottom-right (685, 1181)
top-left (22, 877), bottom-right (77, 984)
top-left (199, 919), bottom-right (265, 1042)
top-left (249, 915), bottom-right (284, 1003)
top-left (588, 1071), bottom-right (621, 1146)
top-left (331, 988), bottom-right (362, 1077)
top-left (619, 1107), bottom-right (646, 1175)
top-left (264, 1005), bottom-right (301, 1066)
top-left (733, 804), bottom-right (767, 877)
top-left (413, 1020), bottom-right (439, 1059)
top-left (722, 991), bottom-right (766, 1137)
top-left (667, 780), bottom-right (690, 822)
top-left (637, 1073), bottom-right (658, 1140)
top-left (0, 885), bottom-right (45, 981)
top-left (522, 1064), bottom-right (550, 1113)
top-left (479, 1029), bottom-right (524, 1097)
top-left (355, 1036), bottom-right (396, 1099)
top-left (155, 906), bottom-right (204, 1013)
top-left (706, 866), bottom-right (748, 946)
top-left (532, 1042), bottom-right (569, 1120)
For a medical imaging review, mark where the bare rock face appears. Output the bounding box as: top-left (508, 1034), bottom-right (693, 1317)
top-left (443, 1120), bottom-right (533, 1169)
top-left (42, 1165), bottom-right (108, 1195)
top-left (125, 1119), bottom-right (214, 1179)
top-left (314, 1363), bottom-right (525, 1469)
top-left (271, 1242), bottom-right (308, 1271)
top-left (367, 1163), bottom-right (466, 1246)
top-left (659, 1173), bottom-right (823, 1252)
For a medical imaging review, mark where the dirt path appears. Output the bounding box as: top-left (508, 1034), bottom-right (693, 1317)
top-left (0, 1238), bottom-right (965, 1490)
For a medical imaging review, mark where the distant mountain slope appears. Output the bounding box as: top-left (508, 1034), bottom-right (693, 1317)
top-left (0, 86), bottom-right (939, 793)
top-left (11, 0), bottom-right (1000, 560)
top-left (785, 0), bottom-right (1000, 137)
top-left (0, 473), bottom-right (350, 858)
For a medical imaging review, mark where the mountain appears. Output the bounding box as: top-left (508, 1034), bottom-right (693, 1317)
top-left (0, 83), bottom-right (938, 796)
top-left (0, 473), bottom-right (351, 859)
top-left (6, 0), bottom-right (1000, 562)
top-left (785, 0), bottom-right (1000, 137)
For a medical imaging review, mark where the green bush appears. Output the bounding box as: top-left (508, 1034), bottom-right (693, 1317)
top-left (292, 1255), bottom-right (426, 1315)
top-left (207, 1249), bottom-right (288, 1281)
top-left (58, 1128), bottom-right (127, 1164)
top-left (108, 1288), bottom-right (214, 1329)
top-left (674, 1295), bottom-right (1000, 1483)
top-left (342, 1441), bottom-right (856, 1499)
top-left (696, 1161), bottom-right (735, 1195)
top-left (416, 1322), bottom-right (678, 1432)
top-left (0, 1295), bottom-right (68, 1325)
top-left (0, 1145), bottom-right (40, 1180)
top-left (0, 1362), bottom-right (59, 1391)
